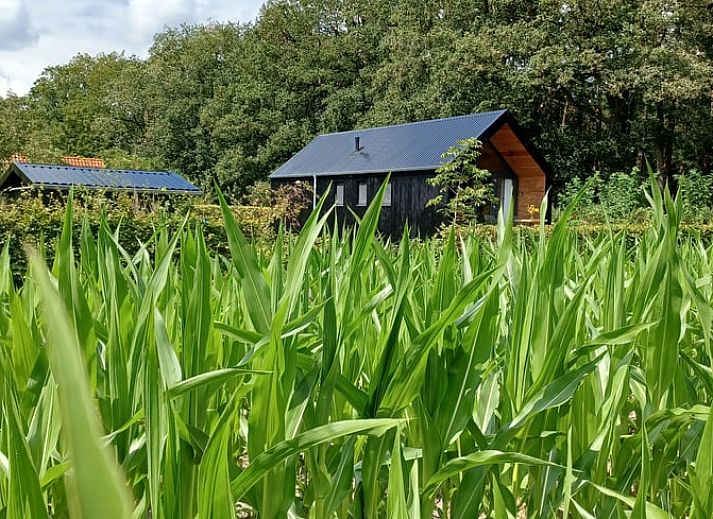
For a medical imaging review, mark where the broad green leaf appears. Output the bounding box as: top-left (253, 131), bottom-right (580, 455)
top-left (3, 389), bottom-right (48, 519)
top-left (167, 367), bottom-right (269, 398)
top-left (198, 393), bottom-right (238, 519)
top-left (387, 431), bottom-right (408, 519)
top-left (29, 252), bottom-right (132, 519)
top-left (231, 419), bottom-right (401, 499)
top-left (507, 355), bottom-right (603, 431)
top-left (589, 482), bottom-right (670, 519)
top-left (424, 450), bottom-right (561, 494)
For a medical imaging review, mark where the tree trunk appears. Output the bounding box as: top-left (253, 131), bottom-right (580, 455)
top-left (655, 103), bottom-right (674, 189)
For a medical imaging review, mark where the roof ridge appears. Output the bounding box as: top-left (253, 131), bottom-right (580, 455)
top-left (317, 109), bottom-right (508, 137)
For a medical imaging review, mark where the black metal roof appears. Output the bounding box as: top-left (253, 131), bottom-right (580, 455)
top-left (2, 162), bottom-right (201, 194)
top-left (270, 109), bottom-right (509, 179)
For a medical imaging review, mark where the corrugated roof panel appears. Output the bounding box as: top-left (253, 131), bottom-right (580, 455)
top-left (271, 109), bottom-right (508, 178)
top-left (11, 163), bottom-right (201, 193)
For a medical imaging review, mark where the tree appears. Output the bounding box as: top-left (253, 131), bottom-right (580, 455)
top-left (427, 138), bottom-right (494, 225)
top-left (30, 53), bottom-right (147, 155)
top-left (2, 0), bottom-right (713, 199)
top-left (139, 23), bottom-right (246, 192)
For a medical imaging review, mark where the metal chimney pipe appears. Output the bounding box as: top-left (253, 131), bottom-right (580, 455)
top-left (355, 136), bottom-right (360, 152)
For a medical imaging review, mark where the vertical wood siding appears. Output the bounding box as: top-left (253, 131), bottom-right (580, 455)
top-left (272, 168), bottom-right (514, 239)
top-left (271, 125), bottom-right (549, 236)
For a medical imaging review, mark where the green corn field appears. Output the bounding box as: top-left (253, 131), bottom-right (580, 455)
top-left (1, 175), bottom-right (712, 519)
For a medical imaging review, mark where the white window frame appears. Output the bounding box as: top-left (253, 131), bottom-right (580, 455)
top-left (335, 183), bottom-right (344, 206)
top-left (382, 182), bottom-right (392, 207)
top-left (358, 182), bottom-right (368, 206)
top-left (501, 178), bottom-right (513, 218)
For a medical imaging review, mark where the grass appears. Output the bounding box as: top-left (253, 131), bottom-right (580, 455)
top-left (0, 175), bottom-right (712, 518)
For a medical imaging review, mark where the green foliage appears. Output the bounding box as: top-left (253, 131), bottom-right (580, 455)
top-left (0, 189), bottom-right (309, 277)
top-left (676, 169), bottom-right (713, 223)
top-left (30, 242), bottom-right (133, 519)
top-left (557, 168), bottom-right (713, 224)
top-left (1, 177), bottom-right (713, 517)
top-left (598, 170), bottom-right (646, 220)
top-left (30, 53), bottom-right (148, 155)
top-left (242, 180), bottom-right (313, 228)
top-left (556, 174), bottom-right (601, 217)
top-left (426, 138), bottom-right (494, 224)
top-left (2, 0), bottom-right (713, 204)
top-left (557, 169), bottom-right (649, 223)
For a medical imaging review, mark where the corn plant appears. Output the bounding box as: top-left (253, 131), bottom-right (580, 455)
top-left (0, 174), bottom-right (711, 518)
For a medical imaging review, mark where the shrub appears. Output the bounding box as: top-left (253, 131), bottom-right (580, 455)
top-left (557, 169), bottom-right (647, 223)
top-left (555, 173), bottom-right (603, 220)
top-left (598, 168), bottom-right (646, 220)
top-left (0, 187), bottom-right (302, 276)
top-left (675, 168), bottom-right (713, 222)
top-left (427, 138), bottom-right (495, 225)
top-left (557, 168), bottom-right (713, 224)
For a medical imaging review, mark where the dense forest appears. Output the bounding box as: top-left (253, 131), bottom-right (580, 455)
top-left (1, 0), bottom-right (712, 200)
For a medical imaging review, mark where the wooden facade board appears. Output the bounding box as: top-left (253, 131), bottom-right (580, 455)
top-left (488, 123), bottom-right (547, 219)
top-left (490, 124), bottom-right (546, 178)
top-left (274, 173), bottom-right (441, 238)
top-left (516, 175), bottom-right (546, 220)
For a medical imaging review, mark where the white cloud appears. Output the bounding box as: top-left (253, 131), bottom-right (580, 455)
top-left (0, 73), bottom-right (10, 94)
top-left (128, 0), bottom-right (198, 39)
top-left (0, 0), bottom-right (265, 96)
top-left (195, 0), bottom-right (263, 24)
top-left (0, 0), bottom-right (37, 50)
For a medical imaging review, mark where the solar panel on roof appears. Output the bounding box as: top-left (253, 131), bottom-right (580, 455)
top-left (8, 163), bottom-right (201, 194)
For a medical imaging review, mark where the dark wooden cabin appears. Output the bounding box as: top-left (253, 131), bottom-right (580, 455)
top-left (270, 109), bottom-right (550, 237)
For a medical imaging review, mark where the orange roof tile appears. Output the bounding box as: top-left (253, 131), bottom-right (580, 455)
top-left (10, 153), bottom-right (29, 163)
top-left (62, 156), bottom-right (105, 168)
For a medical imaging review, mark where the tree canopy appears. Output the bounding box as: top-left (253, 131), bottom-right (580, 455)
top-left (1, 0), bottom-right (712, 199)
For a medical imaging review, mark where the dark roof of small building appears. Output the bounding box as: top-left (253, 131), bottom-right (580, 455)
top-left (2, 162), bottom-right (201, 194)
top-left (271, 109), bottom-right (509, 179)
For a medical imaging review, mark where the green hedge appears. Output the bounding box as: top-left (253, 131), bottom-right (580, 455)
top-left (0, 193), bottom-right (285, 279)
top-left (430, 221), bottom-right (713, 246)
top-left (4, 194), bottom-right (713, 279)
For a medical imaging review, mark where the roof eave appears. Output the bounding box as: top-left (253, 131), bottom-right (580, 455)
top-left (311, 108), bottom-right (509, 138)
top-left (0, 161), bottom-right (32, 186)
top-left (270, 164), bottom-right (444, 179)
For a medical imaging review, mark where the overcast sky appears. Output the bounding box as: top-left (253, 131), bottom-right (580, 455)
top-left (0, 0), bottom-right (265, 96)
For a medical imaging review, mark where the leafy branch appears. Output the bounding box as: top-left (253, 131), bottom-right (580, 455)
top-left (426, 137), bottom-right (495, 225)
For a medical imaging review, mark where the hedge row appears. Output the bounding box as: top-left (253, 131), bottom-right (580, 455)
top-left (0, 194), bottom-right (283, 279)
top-left (468, 222), bottom-right (713, 242)
top-left (4, 195), bottom-right (713, 278)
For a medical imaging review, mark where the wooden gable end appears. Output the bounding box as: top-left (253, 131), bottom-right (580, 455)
top-left (488, 123), bottom-right (547, 221)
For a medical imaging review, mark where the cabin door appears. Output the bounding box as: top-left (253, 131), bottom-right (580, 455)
top-left (501, 178), bottom-right (513, 217)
